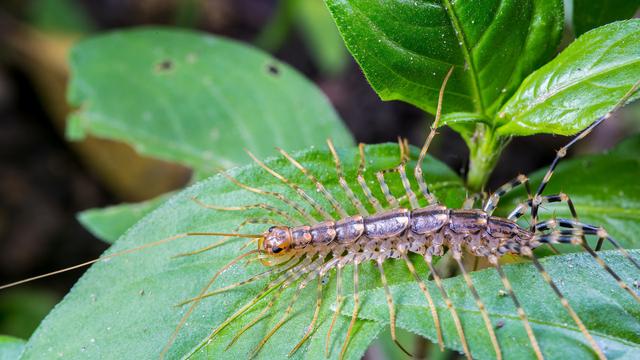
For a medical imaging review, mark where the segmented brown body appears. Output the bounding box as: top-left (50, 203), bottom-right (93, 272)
top-left (265, 207), bottom-right (533, 260)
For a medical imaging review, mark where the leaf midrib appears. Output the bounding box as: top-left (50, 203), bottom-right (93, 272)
top-left (440, 0), bottom-right (485, 115)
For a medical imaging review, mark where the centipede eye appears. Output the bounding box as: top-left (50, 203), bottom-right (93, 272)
top-left (268, 226), bottom-right (276, 232)
top-left (272, 247), bottom-right (283, 254)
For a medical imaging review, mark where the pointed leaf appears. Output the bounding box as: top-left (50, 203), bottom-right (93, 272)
top-left (325, 0), bottom-right (563, 116)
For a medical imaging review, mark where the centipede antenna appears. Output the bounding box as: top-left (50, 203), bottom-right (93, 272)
top-left (340, 261), bottom-right (360, 360)
top-left (531, 79), bottom-right (640, 229)
top-left (489, 257), bottom-right (543, 360)
top-left (453, 253), bottom-right (502, 360)
top-left (525, 248), bottom-right (606, 360)
top-left (357, 143), bottom-right (384, 212)
top-left (401, 252), bottom-right (444, 351)
top-left (0, 231), bottom-right (261, 291)
top-left (377, 259), bottom-right (414, 357)
top-left (325, 265), bottom-right (344, 357)
top-left (247, 150), bottom-right (335, 221)
top-left (290, 277), bottom-right (324, 356)
top-left (220, 171), bottom-right (316, 223)
top-left (424, 255), bottom-right (471, 360)
top-left (160, 249), bottom-right (259, 359)
top-left (327, 139), bottom-right (369, 215)
top-left (415, 66), bottom-right (455, 204)
top-left (277, 147), bottom-right (349, 218)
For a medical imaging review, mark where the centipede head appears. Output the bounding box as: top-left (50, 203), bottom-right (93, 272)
top-left (258, 226), bottom-right (294, 266)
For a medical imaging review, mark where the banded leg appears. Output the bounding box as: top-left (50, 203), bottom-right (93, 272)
top-left (414, 66), bottom-right (455, 204)
top-left (522, 247), bottom-right (606, 360)
top-left (357, 143), bottom-right (384, 212)
top-left (278, 147), bottom-right (349, 218)
top-left (290, 278), bottom-right (324, 355)
top-left (340, 261), bottom-right (360, 360)
top-left (325, 266), bottom-right (344, 357)
top-left (401, 252), bottom-right (444, 351)
top-left (488, 255), bottom-right (543, 360)
top-left (531, 80), bottom-right (640, 229)
top-left (377, 258), bottom-right (413, 356)
top-left (424, 255), bottom-right (471, 360)
top-left (452, 251), bottom-right (502, 360)
top-left (463, 193), bottom-right (484, 210)
top-left (247, 150), bottom-right (335, 221)
top-left (327, 139), bottom-right (369, 215)
top-left (535, 219), bottom-right (640, 270)
top-left (535, 228), bottom-right (640, 302)
top-left (484, 174), bottom-right (531, 214)
top-left (221, 171), bottom-right (316, 223)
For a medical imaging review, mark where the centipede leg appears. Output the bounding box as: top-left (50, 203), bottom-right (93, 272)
top-left (402, 252), bottom-right (444, 351)
top-left (537, 230), bottom-right (640, 303)
top-left (424, 255), bottom-right (471, 359)
top-left (414, 66), bottom-right (454, 204)
top-left (340, 261), bottom-right (360, 360)
top-left (278, 147), bottom-right (349, 218)
top-left (453, 251), bottom-right (501, 360)
top-left (327, 139), bottom-right (369, 216)
top-left (357, 143), bottom-right (384, 212)
top-left (290, 277), bottom-right (324, 356)
top-left (377, 258), bottom-right (413, 356)
top-left (160, 249), bottom-right (260, 359)
top-left (226, 285), bottom-right (288, 350)
top-left (530, 80), bottom-right (640, 230)
top-left (247, 150), bottom-right (335, 221)
top-left (250, 274), bottom-right (317, 358)
top-left (489, 256), bottom-right (543, 360)
top-left (524, 247), bottom-right (606, 360)
top-left (325, 265), bottom-right (344, 357)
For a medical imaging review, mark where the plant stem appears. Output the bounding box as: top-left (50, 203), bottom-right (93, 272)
top-left (466, 123), bottom-right (508, 192)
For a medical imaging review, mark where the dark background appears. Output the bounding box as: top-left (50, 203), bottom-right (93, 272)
top-left (0, 0), bottom-right (637, 350)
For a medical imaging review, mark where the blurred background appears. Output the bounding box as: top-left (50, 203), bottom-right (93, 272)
top-left (0, 0), bottom-right (638, 357)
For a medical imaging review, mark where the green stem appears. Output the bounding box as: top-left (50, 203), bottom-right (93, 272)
top-left (254, 0), bottom-right (297, 51)
top-left (466, 124), bottom-right (508, 192)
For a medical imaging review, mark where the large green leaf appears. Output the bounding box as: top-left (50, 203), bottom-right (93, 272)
top-left (497, 20), bottom-right (640, 136)
top-left (67, 27), bottom-right (354, 173)
top-left (22, 144), bottom-right (465, 359)
top-left (0, 336), bottom-right (25, 360)
top-left (345, 250), bottom-right (640, 359)
top-left (499, 134), bottom-right (640, 249)
top-left (572, 0), bottom-right (639, 36)
top-left (325, 0), bottom-right (563, 116)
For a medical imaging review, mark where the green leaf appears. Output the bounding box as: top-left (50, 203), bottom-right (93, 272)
top-left (497, 20), bottom-right (640, 136)
top-left (77, 194), bottom-right (172, 244)
top-left (0, 336), bottom-right (25, 360)
top-left (572, 0), bottom-right (640, 36)
top-left (500, 134), bottom-right (640, 249)
top-left (0, 289), bottom-right (58, 340)
top-left (67, 27), bottom-right (354, 174)
top-left (325, 0), bottom-right (563, 116)
top-left (23, 144), bottom-right (465, 359)
top-left (345, 250), bottom-right (640, 359)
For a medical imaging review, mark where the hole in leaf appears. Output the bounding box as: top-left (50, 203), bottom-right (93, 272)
top-left (156, 59), bottom-right (174, 72)
top-left (266, 63), bottom-right (280, 76)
